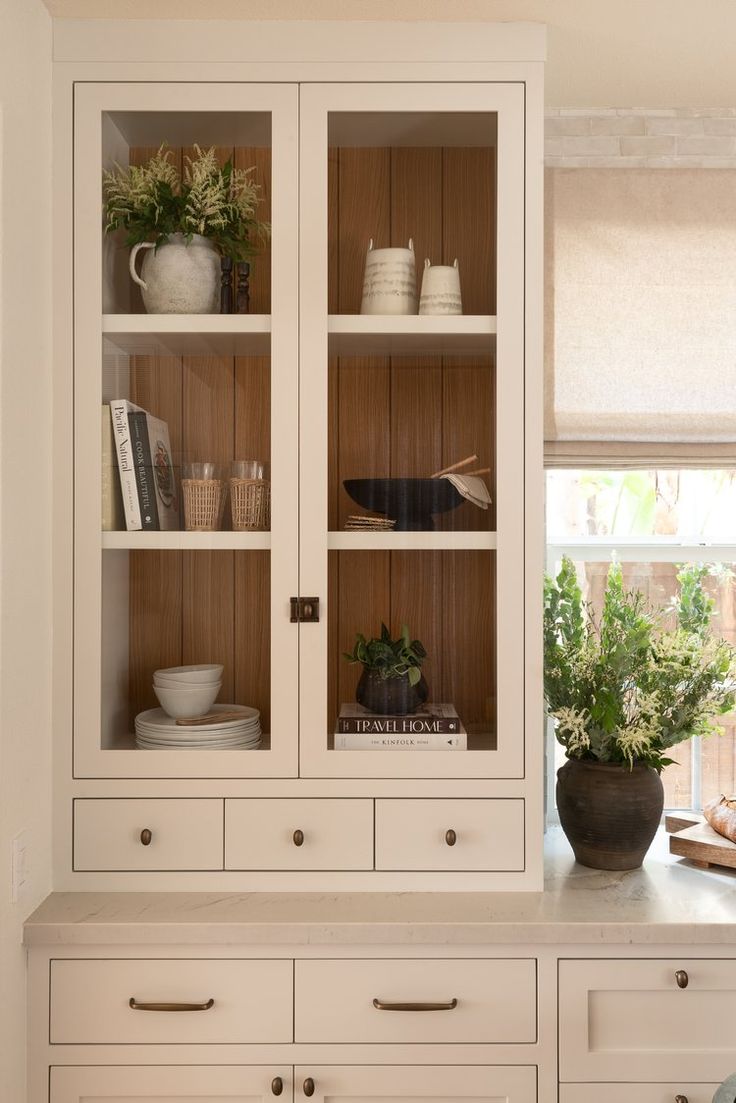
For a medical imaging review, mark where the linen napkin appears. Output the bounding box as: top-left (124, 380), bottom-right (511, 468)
top-left (441, 474), bottom-right (492, 510)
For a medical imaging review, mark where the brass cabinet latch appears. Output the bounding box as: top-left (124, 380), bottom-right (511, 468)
top-left (290, 596), bottom-right (320, 623)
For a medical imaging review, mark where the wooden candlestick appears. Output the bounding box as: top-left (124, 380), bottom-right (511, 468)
top-left (220, 256), bottom-right (233, 314)
top-left (236, 261), bottom-right (251, 314)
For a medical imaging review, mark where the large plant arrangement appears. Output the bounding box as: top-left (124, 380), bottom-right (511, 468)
top-left (544, 557), bottom-right (736, 772)
top-left (344, 623), bottom-right (427, 685)
top-left (103, 144), bottom-right (270, 262)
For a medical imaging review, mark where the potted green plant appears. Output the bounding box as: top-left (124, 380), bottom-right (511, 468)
top-left (344, 623), bottom-right (428, 715)
top-left (102, 144), bottom-right (270, 314)
top-left (544, 557), bottom-right (736, 870)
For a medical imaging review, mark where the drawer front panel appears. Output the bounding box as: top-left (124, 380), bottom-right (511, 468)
top-left (225, 798), bottom-right (374, 869)
top-left (375, 798), bottom-right (524, 871)
top-left (73, 798), bottom-right (224, 871)
top-left (50, 959), bottom-right (293, 1044)
top-left (560, 959), bottom-right (736, 1082)
top-left (295, 958), bottom-right (536, 1043)
top-left (561, 1087), bottom-right (719, 1103)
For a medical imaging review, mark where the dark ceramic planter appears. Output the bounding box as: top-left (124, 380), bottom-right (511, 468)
top-left (356, 668), bottom-right (429, 715)
top-left (556, 758), bottom-right (664, 870)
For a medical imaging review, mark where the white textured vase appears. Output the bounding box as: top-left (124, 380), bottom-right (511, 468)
top-left (129, 233), bottom-right (221, 314)
top-left (360, 238), bottom-right (417, 315)
top-left (419, 258), bottom-right (463, 315)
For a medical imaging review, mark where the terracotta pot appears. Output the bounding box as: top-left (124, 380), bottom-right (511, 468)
top-left (556, 758), bottom-right (664, 871)
top-left (356, 668), bottom-right (428, 715)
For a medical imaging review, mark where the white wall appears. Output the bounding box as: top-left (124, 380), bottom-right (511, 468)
top-left (43, 0), bottom-right (736, 109)
top-left (0, 0), bottom-right (52, 1099)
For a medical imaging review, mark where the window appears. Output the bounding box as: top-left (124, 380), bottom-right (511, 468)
top-left (546, 468), bottom-right (736, 813)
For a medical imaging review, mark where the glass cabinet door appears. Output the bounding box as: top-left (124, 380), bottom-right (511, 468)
top-left (73, 83), bottom-right (299, 778)
top-left (299, 82), bottom-right (525, 779)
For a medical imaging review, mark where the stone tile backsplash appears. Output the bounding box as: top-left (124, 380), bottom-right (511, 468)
top-left (545, 108), bottom-right (736, 166)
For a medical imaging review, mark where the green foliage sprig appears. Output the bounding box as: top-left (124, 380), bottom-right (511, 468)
top-left (544, 558), bottom-right (736, 771)
top-left (103, 144), bottom-right (270, 262)
top-left (344, 624), bottom-right (427, 686)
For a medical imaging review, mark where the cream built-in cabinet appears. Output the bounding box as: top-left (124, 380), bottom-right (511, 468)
top-left (56, 21), bottom-right (544, 892)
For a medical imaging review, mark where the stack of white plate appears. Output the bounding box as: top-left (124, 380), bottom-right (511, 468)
top-left (135, 704), bottom-right (261, 750)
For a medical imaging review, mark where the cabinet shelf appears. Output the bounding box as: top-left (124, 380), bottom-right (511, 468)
top-left (102, 314), bottom-right (271, 356)
top-left (327, 315), bottom-right (496, 357)
top-left (102, 532), bottom-right (271, 551)
top-left (328, 531), bottom-right (496, 551)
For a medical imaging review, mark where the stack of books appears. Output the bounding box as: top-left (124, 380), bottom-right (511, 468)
top-left (334, 702), bottom-right (467, 750)
top-left (108, 399), bottom-right (179, 531)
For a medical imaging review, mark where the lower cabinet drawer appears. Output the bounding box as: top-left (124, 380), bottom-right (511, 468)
top-left (560, 958), bottom-right (736, 1082)
top-left (561, 1087), bottom-right (719, 1103)
top-left (295, 958), bottom-right (537, 1043)
top-left (375, 798), bottom-right (525, 870)
top-left (73, 798), bottom-right (224, 871)
top-left (50, 958), bottom-right (293, 1043)
top-left (225, 798), bottom-right (374, 869)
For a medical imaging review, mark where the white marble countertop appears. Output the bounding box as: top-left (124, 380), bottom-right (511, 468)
top-left (24, 828), bottom-right (736, 946)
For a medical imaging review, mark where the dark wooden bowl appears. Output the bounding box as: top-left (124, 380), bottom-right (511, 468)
top-left (344, 477), bottom-right (463, 531)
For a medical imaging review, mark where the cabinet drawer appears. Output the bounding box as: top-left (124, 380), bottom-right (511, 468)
top-left (295, 959), bottom-right (536, 1043)
top-left (50, 958), bottom-right (293, 1044)
top-left (560, 959), bottom-right (736, 1082)
top-left (375, 799), bottom-right (524, 870)
top-left (225, 798), bottom-right (373, 869)
top-left (561, 1087), bottom-right (719, 1103)
top-left (73, 798), bottom-right (223, 871)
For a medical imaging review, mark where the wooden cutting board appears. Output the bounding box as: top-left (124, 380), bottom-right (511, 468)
top-left (666, 811), bottom-right (736, 870)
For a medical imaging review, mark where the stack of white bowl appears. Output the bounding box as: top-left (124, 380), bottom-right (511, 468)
top-left (135, 664), bottom-right (262, 750)
top-left (152, 664), bottom-right (224, 719)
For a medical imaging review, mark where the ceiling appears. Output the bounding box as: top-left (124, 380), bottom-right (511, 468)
top-left (41, 0), bottom-right (736, 109)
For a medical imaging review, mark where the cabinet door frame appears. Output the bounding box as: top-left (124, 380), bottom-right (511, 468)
top-left (298, 81), bottom-right (527, 780)
top-left (73, 81), bottom-right (300, 779)
top-left (294, 1065), bottom-right (536, 1103)
top-left (51, 1064), bottom-right (293, 1102)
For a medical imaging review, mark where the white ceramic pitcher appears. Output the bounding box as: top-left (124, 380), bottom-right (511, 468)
top-left (360, 238), bottom-right (417, 315)
top-left (419, 257), bottom-right (462, 315)
top-left (129, 233), bottom-right (221, 314)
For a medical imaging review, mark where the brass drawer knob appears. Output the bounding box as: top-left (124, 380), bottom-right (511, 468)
top-left (445, 829), bottom-right (457, 847)
top-left (675, 969), bottom-right (689, 989)
top-left (675, 1096), bottom-right (689, 1103)
top-left (272, 1078), bottom-right (284, 1096)
top-left (140, 828), bottom-right (152, 846)
top-left (303, 1079), bottom-right (315, 1097)
top-left (293, 829), bottom-right (304, 847)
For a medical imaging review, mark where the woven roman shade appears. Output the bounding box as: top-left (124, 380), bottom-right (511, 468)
top-left (544, 168), bottom-right (736, 468)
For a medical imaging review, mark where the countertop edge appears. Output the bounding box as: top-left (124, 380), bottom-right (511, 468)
top-left (23, 918), bottom-right (736, 947)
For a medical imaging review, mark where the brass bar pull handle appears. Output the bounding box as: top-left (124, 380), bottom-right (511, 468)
top-left (128, 997), bottom-right (214, 1012)
top-left (293, 829), bottom-right (305, 847)
top-left (303, 1079), bottom-right (315, 1097)
top-left (372, 998), bottom-right (458, 1011)
top-left (445, 829), bottom-right (457, 846)
top-left (675, 970), bottom-right (689, 989)
top-left (140, 828), bottom-right (152, 846)
top-left (271, 1078), bottom-right (284, 1096)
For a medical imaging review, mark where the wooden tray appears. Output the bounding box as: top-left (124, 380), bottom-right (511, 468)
top-left (666, 811), bottom-right (736, 870)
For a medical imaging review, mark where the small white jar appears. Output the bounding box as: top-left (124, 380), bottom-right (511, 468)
top-left (360, 238), bottom-right (417, 315)
top-left (419, 258), bottom-right (462, 316)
